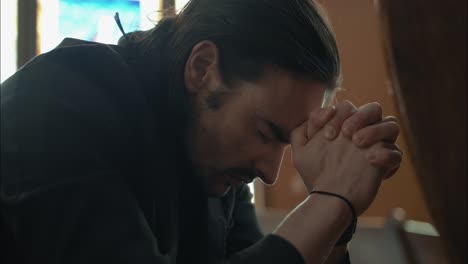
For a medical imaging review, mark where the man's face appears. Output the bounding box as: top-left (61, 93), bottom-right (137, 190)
top-left (184, 42), bottom-right (326, 197)
top-left (186, 72), bottom-right (327, 197)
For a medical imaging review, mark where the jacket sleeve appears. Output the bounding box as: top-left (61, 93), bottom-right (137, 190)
top-left (1, 172), bottom-right (174, 264)
top-left (224, 185), bottom-right (305, 264)
top-left (224, 185), bottom-right (352, 264)
top-left (0, 55), bottom-right (174, 264)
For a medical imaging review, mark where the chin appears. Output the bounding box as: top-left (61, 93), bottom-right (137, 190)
top-left (206, 183), bottom-right (232, 197)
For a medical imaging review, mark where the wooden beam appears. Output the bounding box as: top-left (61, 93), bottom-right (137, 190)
top-left (377, 0), bottom-right (466, 263)
top-left (17, 0), bottom-right (37, 67)
top-left (161, 0), bottom-right (175, 17)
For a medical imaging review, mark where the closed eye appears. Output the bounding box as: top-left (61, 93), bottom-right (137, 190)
top-left (256, 129), bottom-right (271, 143)
top-left (263, 120), bottom-right (290, 144)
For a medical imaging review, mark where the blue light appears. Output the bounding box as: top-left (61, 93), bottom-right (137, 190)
top-left (58, 0), bottom-right (141, 43)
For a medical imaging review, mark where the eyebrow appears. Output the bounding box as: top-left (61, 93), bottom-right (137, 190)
top-left (263, 119), bottom-right (290, 144)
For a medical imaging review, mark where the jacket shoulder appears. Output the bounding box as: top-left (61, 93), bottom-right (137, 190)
top-left (1, 40), bottom-right (154, 201)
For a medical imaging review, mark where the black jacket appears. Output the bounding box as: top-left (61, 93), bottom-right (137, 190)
top-left (0, 38), bottom-right (304, 264)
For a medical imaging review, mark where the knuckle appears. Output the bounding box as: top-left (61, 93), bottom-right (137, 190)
top-left (343, 113), bottom-right (364, 134)
top-left (389, 121), bottom-right (401, 134)
top-left (384, 115), bottom-right (398, 122)
top-left (362, 102), bottom-right (382, 118)
top-left (365, 126), bottom-right (378, 140)
top-left (343, 100), bottom-right (358, 114)
top-left (374, 141), bottom-right (386, 148)
top-left (337, 100), bottom-right (357, 114)
top-left (327, 114), bottom-right (341, 127)
top-left (342, 118), bottom-right (353, 131)
top-left (369, 101), bottom-right (382, 109)
top-left (310, 110), bottom-right (321, 124)
top-left (342, 116), bottom-right (352, 127)
top-left (384, 121), bottom-right (400, 136)
top-left (380, 150), bottom-right (394, 164)
top-left (337, 100), bottom-right (349, 108)
top-left (352, 128), bottom-right (365, 140)
top-left (371, 103), bottom-right (383, 118)
top-left (370, 101), bottom-right (382, 108)
top-left (311, 108), bottom-right (333, 126)
top-left (320, 108), bottom-right (335, 123)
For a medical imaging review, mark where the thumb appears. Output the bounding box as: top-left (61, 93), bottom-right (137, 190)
top-left (290, 120), bottom-right (309, 149)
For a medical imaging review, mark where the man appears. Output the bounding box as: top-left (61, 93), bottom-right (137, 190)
top-left (1, 0), bottom-right (402, 263)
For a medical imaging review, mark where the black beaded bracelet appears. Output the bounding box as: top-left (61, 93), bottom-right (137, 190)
top-left (309, 190), bottom-right (357, 246)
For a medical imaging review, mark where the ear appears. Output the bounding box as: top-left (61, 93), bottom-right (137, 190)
top-left (184, 40), bottom-right (222, 94)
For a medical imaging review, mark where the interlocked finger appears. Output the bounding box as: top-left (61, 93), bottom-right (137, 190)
top-left (320, 100), bottom-right (357, 140)
top-left (306, 106), bottom-right (336, 140)
top-left (352, 120), bottom-right (400, 148)
top-left (342, 102), bottom-right (383, 139)
top-left (366, 142), bottom-right (403, 179)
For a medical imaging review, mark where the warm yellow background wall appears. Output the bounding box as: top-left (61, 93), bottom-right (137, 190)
top-left (263, 0), bottom-right (433, 223)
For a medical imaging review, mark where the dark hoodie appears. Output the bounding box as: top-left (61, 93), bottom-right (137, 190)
top-left (0, 36), bottom-right (304, 264)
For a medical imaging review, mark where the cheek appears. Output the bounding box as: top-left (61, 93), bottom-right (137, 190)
top-left (216, 128), bottom-right (250, 158)
top-left (211, 118), bottom-right (258, 163)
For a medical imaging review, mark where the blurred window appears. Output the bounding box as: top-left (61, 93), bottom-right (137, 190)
top-left (175, 0), bottom-right (189, 13)
top-left (1, 0), bottom-right (18, 82)
top-left (37, 0), bottom-right (160, 54)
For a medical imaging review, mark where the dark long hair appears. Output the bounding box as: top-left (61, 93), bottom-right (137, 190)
top-left (172, 0), bottom-right (341, 87)
top-left (123, 0), bottom-right (341, 121)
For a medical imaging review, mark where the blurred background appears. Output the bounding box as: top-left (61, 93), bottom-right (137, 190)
top-left (1, 0), bottom-right (465, 263)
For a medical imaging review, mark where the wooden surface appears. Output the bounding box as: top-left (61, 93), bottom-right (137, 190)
top-left (256, 208), bottom-right (449, 264)
top-left (161, 0), bottom-right (175, 17)
top-left (17, 0), bottom-right (37, 67)
top-left (377, 0), bottom-right (466, 263)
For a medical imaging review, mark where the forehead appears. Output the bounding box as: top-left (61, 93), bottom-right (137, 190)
top-left (248, 68), bottom-right (327, 133)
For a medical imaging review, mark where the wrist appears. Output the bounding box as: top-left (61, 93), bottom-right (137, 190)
top-left (309, 191), bottom-right (354, 225)
top-left (309, 190), bottom-right (357, 246)
top-left (304, 193), bottom-right (353, 230)
top-left (274, 194), bottom-right (354, 263)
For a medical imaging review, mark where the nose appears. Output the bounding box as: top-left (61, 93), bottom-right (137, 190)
top-left (255, 145), bottom-right (287, 185)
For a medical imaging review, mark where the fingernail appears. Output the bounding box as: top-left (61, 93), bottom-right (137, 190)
top-left (324, 125), bottom-right (336, 139)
